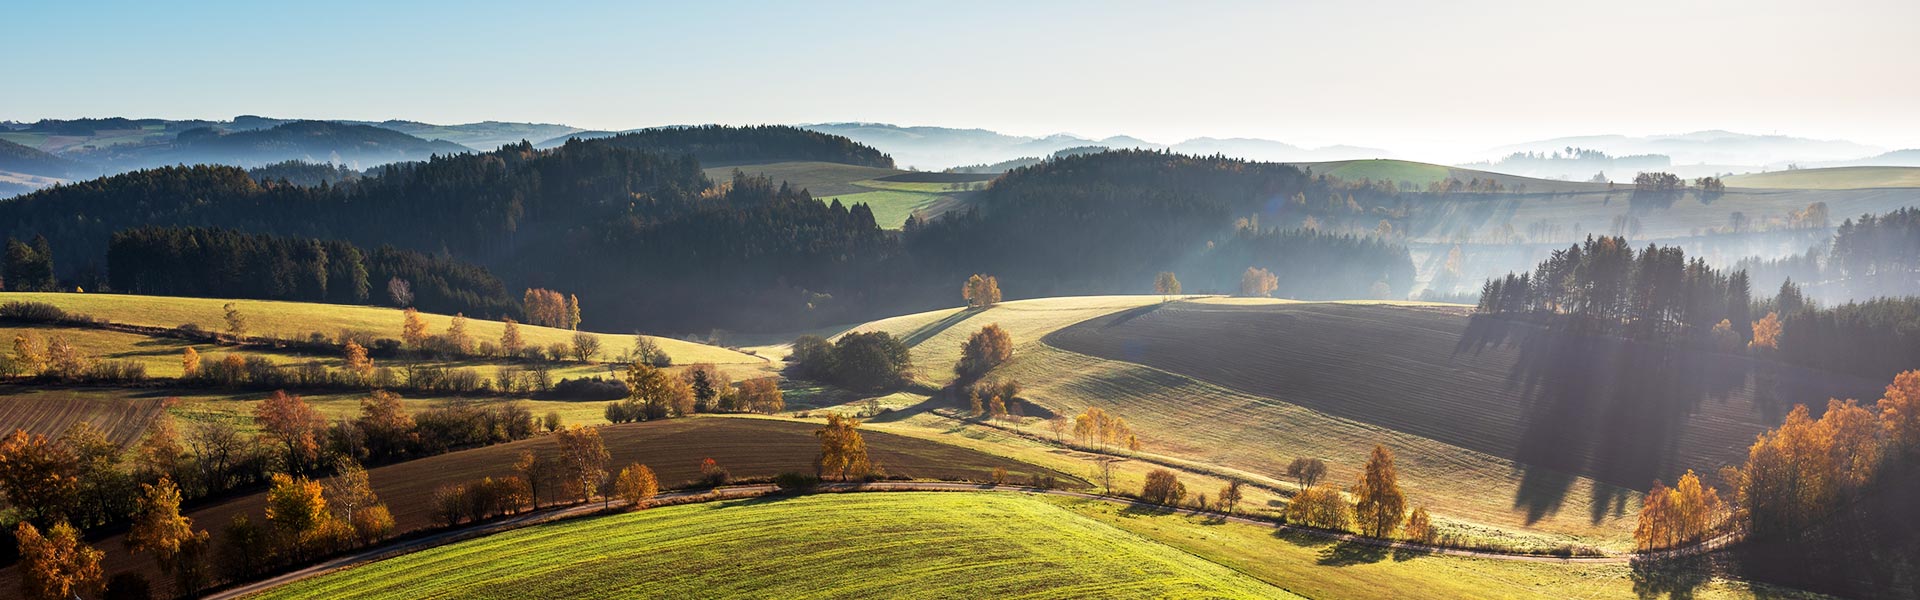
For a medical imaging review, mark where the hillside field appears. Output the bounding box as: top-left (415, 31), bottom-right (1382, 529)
top-left (1292, 159), bottom-right (1601, 193)
top-left (1724, 166), bottom-right (1920, 189)
top-left (0, 417), bottom-right (1077, 593)
top-left (254, 492), bottom-right (1300, 600)
top-left (706, 161), bottom-right (981, 228)
top-left (0, 387), bottom-right (169, 445)
top-left (0, 292), bottom-right (762, 367)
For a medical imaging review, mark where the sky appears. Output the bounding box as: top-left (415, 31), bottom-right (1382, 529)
top-left (8, 0), bottom-right (1918, 161)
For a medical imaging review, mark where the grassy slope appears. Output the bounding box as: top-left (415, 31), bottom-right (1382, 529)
top-left (702, 161), bottom-right (905, 197)
top-left (1294, 159), bottom-right (1602, 193)
top-left (0, 387), bottom-right (620, 439)
top-left (14, 418), bottom-right (1078, 592)
top-left (1723, 166), bottom-right (1920, 189)
top-left (704, 160), bottom-right (979, 228)
top-left (0, 292), bottom-right (760, 366)
top-left (255, 492), bottom-right (1299, 600)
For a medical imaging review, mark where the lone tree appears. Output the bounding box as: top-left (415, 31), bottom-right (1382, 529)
top-left (1286, 457), bottom-right (1326, 489)
top-left (555, 426), bottom-right (609, 503)
top-left (401, 307), bottom-right (429, 349)
top-left (963, 274), bottom-right (1002, 309)
top-left (1141, 469), bottom-right (1187, 506)
top-left (222, 302), bottom-right (247, 337)
top-left (500, 318), bottom-right (524, 356)
top-left (1218, 480), bottom-right (1245, 515)
top-left (614, 464), bottom-right (658, 508)
top-left (955, 323), bottom-right (1013, 379)
top-left (1352, 445), bottom-right (1406, 538)
top-left (1154, 272), bottom-right (1181, 300)
top-left (1241, 267), bottom-right (1279, 297)
top-left (814, 414), bottom-right (872, 481)
top-left (386, 277), bottom-right (413, 307)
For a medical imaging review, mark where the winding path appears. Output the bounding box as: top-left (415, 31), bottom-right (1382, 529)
top-left (209, 481), bottom-right (1733, 599)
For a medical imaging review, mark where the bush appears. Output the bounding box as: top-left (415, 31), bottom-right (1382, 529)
top-left (700, 458), bottom-right (731, 487)
top-left (551, 377), bottom-right (628, 400)
top-left (773, 472), bottom-right (819, 492)
top-left (1141, 468), bottom-right (1187, 505)
top-left (0, 300), bottom-right (69, 322)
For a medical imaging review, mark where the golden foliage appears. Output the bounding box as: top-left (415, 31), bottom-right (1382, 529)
top-left (16, 521), bottom-right (103, 600)
top-left (1240, 267), bottom-right (1279, 297)
top-left (615, 464), bottom-right (659, 508)
top-left (1351, 445), bottom-right (1406, 538)
top-left (814, 414), bottom-right (872, 481)
top-left (963, 274), bottom-right (1002, 308)
top-left (1287, 483), bottom-right (1351, 531)
top-left (1750, 311), bottom-right (1782, 349)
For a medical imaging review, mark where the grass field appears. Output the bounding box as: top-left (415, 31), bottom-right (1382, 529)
top-left (255, 492), bottom-right (1299, 600)
top-left (0, 386), bottom-right (626, 439)
top-left (704, 161), bottom-right (979, 228)
top-left (1293, 159), bottom-right (1600, 193)
top-left (0, 292), bottom-right (761, 367)
top-left (1723, 166), bottom-right (1920, 189)
top-left (841, 295), bottom-right (1169, 386)
top-left (3, 417), bottom-right (1078, 593)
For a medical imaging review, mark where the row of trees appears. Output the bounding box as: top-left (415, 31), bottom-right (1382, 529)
top-left (1476, 236), bottom-right (1758, 340)
top-left (603, 362), bottom-right (784, 422)
top-left (789, 332), bottom-right (913, 392)
top-left (3, 235), bottom-right (56, 292)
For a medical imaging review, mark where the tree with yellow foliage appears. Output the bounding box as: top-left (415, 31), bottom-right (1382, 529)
top-left (500, 317), bottom-right (524, 356)
top-left (1404, 506), bottom-right (1435, 543)
top-left (12, 332), bottom-right (44, 375)
top-left (1749, 311), bottom-right (1782, 349)
top-left (1287, 484), bottom-right (1351, 531)
top-left (962, 274), bottom-right (1002, 309)
top-left (127, 477), bottom-right (209, 593)
top-left (1154, 272), bottom-right (1181, 300)
top-left (16, 521), bottom-right (103, 600)
top-left (1241, 267), bottom-right (1279, 297)
top-left (615, 463), bottom-right (658, 508)
top-left (814, 414), bottom-right (872, 481)
top-left (343, 340), bottom-right (374, 381)
top-left (263, 473), bottom-right (329, 560)
top-left (1352, 444), bottom-right (1407, 538)
top-left (401, 307), bottom-right (429, 349)
top-left (1633, 470), bottom-right (1723, 551)
top-left (181, 347), bottom-right (201, 378)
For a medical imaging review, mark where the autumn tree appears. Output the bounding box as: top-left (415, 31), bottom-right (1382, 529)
top-left (1154, 272), bottom-right (1181, 300)
top-left (181, 347), bottom-right (201, 378)
top-left (16, 521), bottom-right (104, 600)
top-left (555, 425), bottom-right (609, 503)
top-left (624, 361), bottom-right (693, 420)
top-left (12, 332), bottom-right (45, 374)
top-left (500, 317), bottom-right (524, 356)
top-left (1634, 470), bottom-right (1723, 551)
top-left (1241, 267), bottom-right (1279, 297)
top-left (963, 274), bottom-right (1002, 308)
top-left (1404, 506), bottom-right (1435, 543)
top-left (523, 288), bottom-right (569, 328)
top-left (343, 340), bottom-right (374, 381)
top-left (736, 377), bottom-right (784, 414)
top-left (447, 312), bottom-right (473, 354)
top-left (324, 460), bottom-right (393, 545)
top-left (386, 277), bottom-right (413, 307)
top-left (683, 364), bottom-right (731, 412)
top-left (263, 473), bottom-right (330, 561)
top-left (515, 450), bottom-right (554, 509)
top-left (1287, 484), bottom-right (1351, 531)
top-left (566, 294), bottom-right (582, 330)
top-left (63, 423), bottom-right (133, 530)
top-left (126, 477), bottom-right (209, 593)
top-left (0, 430), bottom-right (77, 525)
top-left (134, 412), bottom-right (188, 484)
top-left (955, 323), bottom-right (1013, 379)
top-left (1750, 311), bottom-right (1781, 349)
top-left (1218, 480), bottom-right (1245, 515)
top-left (1286, 457), bottom-right (1326, 489)
top-left (570, 331), bottom-right (601, 362)
top-left (1141, 469), bottom-right (1187, 505)
top-left (1071, 406), bottom-right (1135, 452)
top-left (814, 414), bottom-right (872, 481)
top-left (615, 464), bottom-right (659, 508)
top-left (401, 307), bottom-right (429, 349)
top-left (1352, 445), bottom-right (1406, 538)
top-left (254, 390), bottom-right (325, 474)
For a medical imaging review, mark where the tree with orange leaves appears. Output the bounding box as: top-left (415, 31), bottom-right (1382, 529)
top-left (1749, 311), bottom-right (1782, 349)
top-left (254, 390), bottom-right (325, 474)
top-left (16, 521), bottom-right (103, 600)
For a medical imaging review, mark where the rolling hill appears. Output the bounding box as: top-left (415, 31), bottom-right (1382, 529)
top-left (1293, 158), bottom-right (1603, 193)
top-left (74, 120), bottom-right (472, 171)
top-left (0, 137), bottom-right (87, 179)
top-left (1723, 166), bottom-right (1920, 189)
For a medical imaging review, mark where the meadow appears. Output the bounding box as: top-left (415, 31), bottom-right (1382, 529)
top-left (1723, 166), bottom-right (1920, 190)
top-left (253, 492), bottom-right (1299, 600)
top-left (705, 161), bottom-right (981, 229)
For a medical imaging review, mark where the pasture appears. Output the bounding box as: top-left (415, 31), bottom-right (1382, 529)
top-left (1724, 166), bottom-right (1920, 189)
top-left (7, 417), bottom-right (1077, 592)
top-left (0, 292), bottom-right (762, 367)
top-left (702, 160), bottom-right (905, 197)
top-left (1293, 159), bottom-right (1599, 193)
top-left (705, 161), bottom-right (981, 228)
top-left (254, 492), bottom-right (1298, 600)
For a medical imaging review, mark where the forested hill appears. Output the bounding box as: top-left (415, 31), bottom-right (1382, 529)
top-left (0, 138), bottom-right (87, 179)
top-left (2, 144), bottom-right (1417, 332)
top-left (551, 125), bottom-right (895, 168)
top-left (72, 120), bottom-right (472, 172)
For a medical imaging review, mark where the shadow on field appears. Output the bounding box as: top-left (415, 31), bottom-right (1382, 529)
top-left (1629, 554), bottom-right (1712, 600)
top-left (899, 308), bottom-right (979, 347)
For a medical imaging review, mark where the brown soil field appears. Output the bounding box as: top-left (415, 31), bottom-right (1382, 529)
top-left (3, 417), bottom-right (1078, 593)
top-left (1045, 302), bottom-right (1884, 496)
top-left (0, 387), bottom-right (170, 445)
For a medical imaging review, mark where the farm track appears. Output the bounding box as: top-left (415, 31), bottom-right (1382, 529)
top-left (1045, 302), bottom-right (1884, 493)
top-left (211, 481), bottom-right (1743, 599)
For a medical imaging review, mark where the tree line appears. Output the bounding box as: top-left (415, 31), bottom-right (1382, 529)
top-left (1476, 236), bottom-right (1757, 341)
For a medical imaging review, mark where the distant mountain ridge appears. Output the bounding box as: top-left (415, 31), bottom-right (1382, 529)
top-left (71, 120), bottom-right (472, 172)
top-left (1489, 130), bottom-right (1884, 167)
top-left (799, 122), bottom-right (1391, 170)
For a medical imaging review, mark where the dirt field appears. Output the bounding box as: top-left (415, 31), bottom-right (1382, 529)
top-left (1046, 302), bottom-right (1883, 493)
top-left (0, 387), bottom-right (170, 445)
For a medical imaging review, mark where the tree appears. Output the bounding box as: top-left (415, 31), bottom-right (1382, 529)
top-left (814, 414), bottom-right (872, 481)
top-left (386, 277), bottom-right (413, 307)
top-left (554, 426), bottom-right (609, 503)
top-left (631, 336), bottom-right (671, 367)
top-left (181, 347), bottom-right (201, 378)
top-left (827, 332), bottom-right (912, 392)
top-left (0, 429), bottom-right (77, 524)
top-left (134, 412), bottom-right (187, 484)
top-left (1218, 480), bottom-right (1244, 515)
top-left (683, 364), bottom-right (731, 412)
top-left (1352, 445), bottom-right (1406, 538)
top-left (401, 307), bottom-right (429, 349)
top-left (263, 473), bottom-right (329, 560)
top-left (1287, 484), bottom-right (1351, 530)
top-left (1286, 457), bottom-right (1327, 489)
top-left (4, 236), bottom-right (57, 292)
top-left (1241, 267), bottom-right (1279, 297)
top-left (570, 331), bottom-right (601, 362)
top-left (12, 331), bottom-right (45, 375)
top-left (955, 323), bottom-right (1013, 379)
top-left (126, 477), bottom-right (208, 590)
top-left (342, 340), bottom-right (374, 382)
top-left (523, 288), bottom-right (569, 328)
top-left (515, 450), bottom-right (552, 509)
top-left (625, 361), bottom-right (691, 420)
top-left (1141, 469), bottom-right (1187, 505)
top-left (1750, 311), bottom-right (1781, 349)
top-left (736, 377), bottom-right (784, 414)
top-left (1047, 416), bottom-right (1070, 443)
top-left (614, 464), bottom-right (659, 508)
top-left (17, 521), bottom-right (104, 600)
top-left (447, 312), bottom-right (473, 353)
top-left (254, 390), bottom-right (325, 474)
top-left (1404, 506), bottom-right (1435, 543)
top-left (1154, 272), bottom-right (1181, 300)
top-left (566, 294), bottom-right (582, 330)
top-left (323, 460), bottom-right (391, 544)
top-left (963, 274), bottom-right (1002, 308)
top-left (499, 318), bottom-right (524, 356)
top-left (64, 423), bottom-right (132, 530)
top-left (222, 302), bottom-right (246, 337)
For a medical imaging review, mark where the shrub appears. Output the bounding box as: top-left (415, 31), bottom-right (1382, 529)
top-left (0, 301), bottom-right (68, 322)
top-left (700, 458), bottom-right (730, 487)
top-left (551, 377), bottom-right (628, 401)
top-left (1141, 469), bottom-right (1187, 505)
top-left (773, 472), bottom-right (819, 492)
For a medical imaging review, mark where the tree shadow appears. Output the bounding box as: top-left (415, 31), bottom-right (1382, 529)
top-left (1630, 554), bottom-right (1712, 600)
top-left (898, 308), bottom-right (979, 347)
top-left (1315, 541), bottom-right (1391, 566)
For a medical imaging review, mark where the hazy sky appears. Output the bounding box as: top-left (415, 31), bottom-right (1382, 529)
top-left (10, 0), bottom-right (1918, 160)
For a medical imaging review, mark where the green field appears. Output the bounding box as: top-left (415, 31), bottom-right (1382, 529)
top-left (0, 292), bottom-right (762, 366)
top-left (1723, 166), bottom-right (1920, 189)
top-left (1292, 159), bottom-right (1598, 193)
top-left (254, 492), bottom-right (1299, 600)
top-left (705, 161), bottom-right (980, 228)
